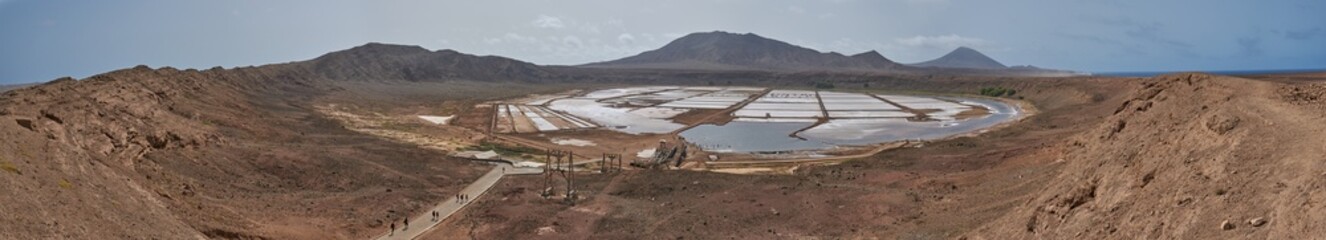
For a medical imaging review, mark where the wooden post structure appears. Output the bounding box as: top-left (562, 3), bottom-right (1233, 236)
top-left (565, 151), bottom-right (575, 205)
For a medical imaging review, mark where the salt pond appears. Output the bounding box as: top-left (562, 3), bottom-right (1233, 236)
top-left (547, 98), bottom-right (684, 134)
top-left (680, 121), bottom-right (832, 152)
top-left (534, 86), bottom-right (1020, 153)
top-left (682, 96), bottom-right (1020, 153)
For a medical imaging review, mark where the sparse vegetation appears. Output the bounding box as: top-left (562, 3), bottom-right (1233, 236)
top-left (465, 141), bottom-right (544, 157)
top-left (979, 87), bottom-right (1017, 97)
top-left (814, 82), bottom-right (836, 89)
top-left (1, 158), bottom-right (19, 175)
top-left (58, 178), bottom-right (73, 189)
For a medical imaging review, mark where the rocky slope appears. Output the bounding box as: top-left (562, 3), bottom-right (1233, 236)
top-left (0, 44), bottom-right (538, 239)
top-left (910, 46), bottom-right (1008, 69)
top-left (968, 73), bottom-right (1326, 238)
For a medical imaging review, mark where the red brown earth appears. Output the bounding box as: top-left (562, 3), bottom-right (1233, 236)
top-left (424, 73), bottom-right (1326, 239)
top-left (3, 41), bottom-right (1324, 239)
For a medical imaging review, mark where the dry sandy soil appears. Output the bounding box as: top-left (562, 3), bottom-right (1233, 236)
top-left (424, 73), bottom-right (1326, 239)
top-left (422, 75), bottom-right (1135, 239)
top-left (4, 42), bottom-right (1325, 239)
top-left (0, 65), bottom-right (564, 239)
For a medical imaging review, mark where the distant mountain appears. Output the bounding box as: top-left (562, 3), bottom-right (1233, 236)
top-left (582, 31), bottom-right (900, 72)
top-left (308, 42), bottom-right (552, 82)
top-left (909, 47), bottom-right (1008, 69)
top-left (850, 50), bottom-right (901, 69)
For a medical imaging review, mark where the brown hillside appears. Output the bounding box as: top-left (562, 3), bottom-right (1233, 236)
top-left (968, 73), bottom-right (1326, 239)
top-left (0, 64), bottom-right (490, 239)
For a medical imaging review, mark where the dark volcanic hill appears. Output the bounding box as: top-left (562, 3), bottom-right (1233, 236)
top-left (308, 42), bottom-right (554, 82)
top-left (910, 47), bottom-right (1008, 69)
top-left (850, 50), bottom-right (901, 69)
top-left (582, 31), bottom-right (902, 72)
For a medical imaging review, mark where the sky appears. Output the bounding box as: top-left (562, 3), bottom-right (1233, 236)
top-left (1, 0), bottom-right (1324, 84)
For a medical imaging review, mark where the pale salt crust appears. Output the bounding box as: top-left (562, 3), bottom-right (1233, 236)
top-left (742, 103), bottom-right (823, 111)
top-left (417, 115), bottom-right (454, 125)
top-left (657, 102), bottom-right (735, 109)
top-left (582, 86), bottom-right (678, 99)
top-left (636, 148), bottom-right (657, 158)
top-left (733, 109), bottom-right (824, 118)
top-left (551, 138), bottom-right (597, 147)
top-left (799, 118), bottom-right (910, 141)
top-left (874, 94), bottom-right (938, 103)
top-left (723, 87), bottom-right (768, 91)
top-left (525, 95), bottom-right (566, 105)
top-left (532, 106), bottom-right (596, 128)
top-left (754, 90), bottom-right (819, 103)
top-left (826, 111), bottom-right (915, 118)
top-left (548, 98), bottom-right (684, 134)
top-left (630, 107), bottom-right (691, 119)
top-left (732, 117), bottom-right (820, 123)
top-left (823, 103), bottom-right (901, 111)
top-left (681, 86), bottom-right (726, 91)
top-left (518, 106), bottom-right (559, 131)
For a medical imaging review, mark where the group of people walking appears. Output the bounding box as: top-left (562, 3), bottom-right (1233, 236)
top-left (387, 193), bottom-right (475, 236)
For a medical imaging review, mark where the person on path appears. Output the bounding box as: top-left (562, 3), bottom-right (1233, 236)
top-left (403, 218), bottom-right (409, 230)
top-left (390, 222), bottom-right (396, 236)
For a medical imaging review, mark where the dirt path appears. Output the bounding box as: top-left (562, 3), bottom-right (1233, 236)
top-left (376, 163), bottom-right (542, 240)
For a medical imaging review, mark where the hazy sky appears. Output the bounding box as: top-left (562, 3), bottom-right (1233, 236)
top-left (2, 0), bottom-right (1324, 84)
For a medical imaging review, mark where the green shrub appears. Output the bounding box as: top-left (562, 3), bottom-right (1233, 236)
top-left (1, 158), bottom-right (18, 175)
top-left (465, 141), bottom-right (544, 157)
top-left (979, 87), bottom-right (1017, 97)
top-left (814, 82), bottom-right (835, 89)
top-left (58, 179), bottom-right (73, 189)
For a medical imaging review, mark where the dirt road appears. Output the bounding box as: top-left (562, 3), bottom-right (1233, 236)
top-left (376, 163), bottom-right (541, 240)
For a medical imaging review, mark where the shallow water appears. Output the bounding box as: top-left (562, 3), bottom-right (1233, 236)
top-left (680, 96), bottom-right (1019, 152)
top-left (680, 121), bottom-right (831, 152)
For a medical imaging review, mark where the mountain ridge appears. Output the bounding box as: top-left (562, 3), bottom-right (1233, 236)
top-left (582, 31), bottom-right (902, 72)
top-left (910, 46), bottom-right (1008, 69)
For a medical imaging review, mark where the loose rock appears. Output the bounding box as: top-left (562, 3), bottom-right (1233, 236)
top-left (1249, 217), bottom-right (1267, 227)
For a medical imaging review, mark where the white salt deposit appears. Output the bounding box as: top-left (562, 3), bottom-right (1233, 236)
top-left (417, 115), bottom-right (454, 125)
top-left (548, 98), bottom-right (684, 134)
top-left (519, 106), bottom-right (559, 131)
top-left (630, 107), bottom-right (691, 119)
top-left (582, 86), bottom-right (677, 99)
top-left (742, 103), bottom-right (822, 110)
top-left (551, 138), bottom-right (597, 147)
top-left (733, 109), bottom-right (824, 118)
top-left (822, 102), bottom-right (900, 111)
top-left (733, 117), bottom-right (820, 123)
top-left (826, 111), bottom-right (915, 118)
top-left (636, 148), bottom-right (657, 158)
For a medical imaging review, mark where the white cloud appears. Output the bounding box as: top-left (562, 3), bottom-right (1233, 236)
top-left (561, 35), bottom-right (583, 47)
top-left (617, 33), bottom-right (636, 43)
top-left (895, 34), bottom-right (987, 49)
top-left (531, 14), bottom-right (565, 29)
top-left (484, 33), bottom-right (541, 45)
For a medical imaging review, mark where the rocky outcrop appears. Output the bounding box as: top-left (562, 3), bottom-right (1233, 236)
top-left (968, 73), bottom-right (1326, 239)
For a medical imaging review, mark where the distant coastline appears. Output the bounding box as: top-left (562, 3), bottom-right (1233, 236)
top-left (1094, 68), bottom-right (1326, 77)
